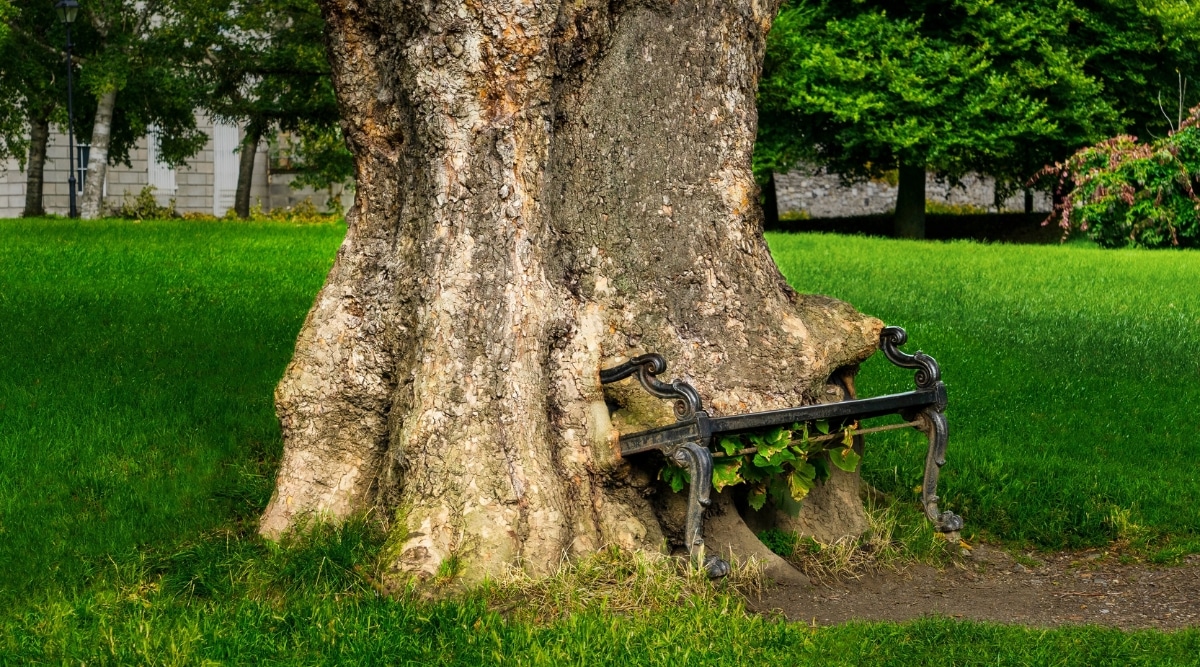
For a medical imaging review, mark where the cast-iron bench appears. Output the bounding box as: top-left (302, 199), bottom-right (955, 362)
top-left (600, 326), bottom-right (963, 577)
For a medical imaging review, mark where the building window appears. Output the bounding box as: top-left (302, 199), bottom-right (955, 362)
top-left (76, 144), bottom-right (89, 194)
top-left (146, 128), bottom-right (177, 192)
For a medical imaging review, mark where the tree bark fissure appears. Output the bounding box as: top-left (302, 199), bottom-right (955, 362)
top-left (263, 0), bottom-right (883, 585)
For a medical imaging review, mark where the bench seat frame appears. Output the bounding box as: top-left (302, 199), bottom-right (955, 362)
top-left (600, 326), bottom-right (963, 577)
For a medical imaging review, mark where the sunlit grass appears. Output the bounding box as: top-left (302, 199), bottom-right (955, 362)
top-left (769, 233), bottom-right (1200, 558)
top-left (0, 218), bottom-right (344, 600)
top-left (2, 219), bottom-right (1198, 663)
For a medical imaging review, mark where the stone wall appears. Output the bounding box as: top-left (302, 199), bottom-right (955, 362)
top-left (775, 165), bottom-right (1050, 218)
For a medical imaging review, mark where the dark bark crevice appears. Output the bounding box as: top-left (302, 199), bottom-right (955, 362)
top-left (23, 109), bottom-right (52, 218)
top-left (762, 171), bottom-right (779, 230)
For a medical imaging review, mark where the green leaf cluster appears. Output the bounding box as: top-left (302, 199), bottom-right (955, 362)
top-left (1044, 106), bottom-right (1200, 248)
top-left (659, 421), bottom-right (862, 517)
top-left (195, 0), bottom-right (351, 191)
top-left (756, 0), bottom-right (1199, 199)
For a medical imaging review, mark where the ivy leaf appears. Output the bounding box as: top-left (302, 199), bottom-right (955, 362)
top-left (767, 427), bottom-right (789, 447)
top-left (752, 452), bottom-right (786, 474)
top-left (815, 420), bottom-right (830, 435)
top-left (739, 461), bottom-right (769, 483)
top-left (747, 485), bottom-right (768, 511)
top-left (829, 446), bottom-right (861, 473)
top-left (787, 467), bottom-right (815, 503)
top-left (711, 458), bottom-right (743, 491)
top-left (660, 465), bottom-right (689, 493)
top-left (719, 437), bottom-right (741, 456)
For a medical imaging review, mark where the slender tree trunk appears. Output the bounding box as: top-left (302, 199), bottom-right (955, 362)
top-left (234, 121), bottom-right (263, 219)
top-left (894, 163), bottom-right (926, 239)
top-left (762, 171), bottom-right (780, 230)
top-left (263, 0), bottom-right (883, 586)
top-left (1024, 188), bottom-right (1034, 216)
top-left (79, 89), bottom-right (117, 220)
top-left (22, 109), bottom-right (51, 218)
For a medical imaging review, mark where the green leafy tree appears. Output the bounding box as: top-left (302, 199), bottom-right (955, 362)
top-left (71, 0), bottom-right (213, 218)
top-left (0, 1), bottom-right (70, 217)
top-left (194, 0), bottom-right (349, 217)
top-left (755, 0), bottom-right (1188, 238)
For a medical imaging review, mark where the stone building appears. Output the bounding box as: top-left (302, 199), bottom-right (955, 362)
top-left (0, 115), bottom-right (351, 218)
top-left (775, 165), bottom-right (1050, 218)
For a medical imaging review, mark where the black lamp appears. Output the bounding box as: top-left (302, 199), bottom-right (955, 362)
top-left (56, 0), bottom-right (80, 216)
top-left (55, 0), bottom-right (79, 24)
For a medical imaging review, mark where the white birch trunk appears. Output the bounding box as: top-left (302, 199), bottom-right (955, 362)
top-left (79, 89), bottom-right (116, 220)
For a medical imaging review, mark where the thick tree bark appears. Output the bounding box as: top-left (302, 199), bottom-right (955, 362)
top-left (262, 0), bottom-right (883, 585)
top-left (762, 171), bottom-right (780, 230)
top-left (80, 89), bottom-right (117, 220)
top-left (22, 109), bottom-right (51, 218)
top-left (894, 162), bottom-right (926, 239)
top-left (234, 121), bottom-right (263, 219)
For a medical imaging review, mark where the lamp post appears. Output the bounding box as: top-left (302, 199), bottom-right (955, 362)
top-left (56, 0), bottom-right (80, 218)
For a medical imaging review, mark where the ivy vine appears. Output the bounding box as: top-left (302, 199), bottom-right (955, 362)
top-left (659, 420), bottom-right (861, 515)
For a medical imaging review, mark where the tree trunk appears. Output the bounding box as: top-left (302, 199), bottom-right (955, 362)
top-left (79, 89), bottom-right (117, 220)
top-left (234, 121), bottom-right (263, 219)
top-left (894, 162), bottom-right (926, 239)
top-left (22, 109), bottom-right (51, 218)
top-left (262, 0), bottom-right (883, 586)
top-left (1024, 188), bottom-right (1034, 216)
top-left (762, 171), bottom-right (780, 230)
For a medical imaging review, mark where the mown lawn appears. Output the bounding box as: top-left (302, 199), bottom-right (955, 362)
top-left (2, 219), bottom-right (1198, 664)
top-left (768, 233), bottom-right (1200, 558)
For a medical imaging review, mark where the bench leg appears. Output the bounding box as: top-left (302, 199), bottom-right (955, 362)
top-left (669, 442), bottom-right (731, 578)
top-left (916, 407), bottom-right (964, 534)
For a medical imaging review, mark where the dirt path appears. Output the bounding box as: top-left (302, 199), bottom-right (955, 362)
top-left (747, 544), bottom-right (1200, 630)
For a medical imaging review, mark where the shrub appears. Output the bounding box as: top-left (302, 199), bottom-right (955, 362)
top-left (105, 186), bottom-right (178, 220)
top-left (1038, 106), bottom-right (1200, 248)
top-left (104, 188), bottom-right (341, 223)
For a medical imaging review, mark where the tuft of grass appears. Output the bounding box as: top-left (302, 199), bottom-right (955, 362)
top-left (483, 546), bottom-right (762, 622)
top-left (760, 497), bottom-right (957, 582)
top-left (768, 232), bottom-right (1200, 559)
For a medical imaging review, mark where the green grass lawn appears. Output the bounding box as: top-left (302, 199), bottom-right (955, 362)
top-left (2, 219), bottom-right (1199, 664)
top-left (768, 233), bottom-right (1200, 558)
top-left (0, 219), bottom-right (344, 600)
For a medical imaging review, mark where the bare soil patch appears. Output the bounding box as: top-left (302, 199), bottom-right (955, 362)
top-left (748, 543), bottom-right (1200, 629)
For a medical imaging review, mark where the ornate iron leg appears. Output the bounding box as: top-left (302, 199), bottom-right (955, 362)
top-left (670, 441), bottom-right (731, 578)
top-left (915, 407), bottom-right (964, 533)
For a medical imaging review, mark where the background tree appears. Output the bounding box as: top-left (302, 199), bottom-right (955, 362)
top-left (194, 0), bottom-right (349, 218)
top-left (0, 1), bottom-right (69, 217)
top-left (754, 0), bottom-right (1194, 238)
top-left (260, 0), bottom-right (883, 586)
top-left (72, 0), bottom-right (208, 219)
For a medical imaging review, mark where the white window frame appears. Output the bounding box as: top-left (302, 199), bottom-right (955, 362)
top-left (146, 127), bottom-right (177, 193)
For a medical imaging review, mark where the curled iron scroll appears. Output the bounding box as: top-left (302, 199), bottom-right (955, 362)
top-left (880, 326), bottom-right (941, 390)
top-left (599, 353), bottom-right (704, 420)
